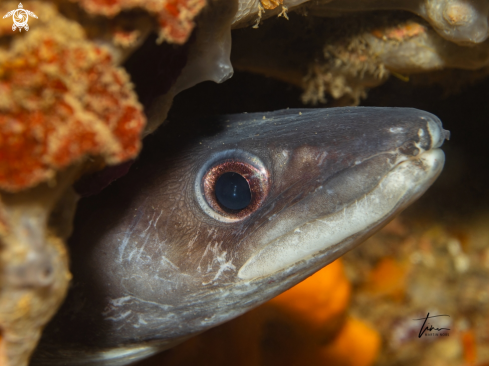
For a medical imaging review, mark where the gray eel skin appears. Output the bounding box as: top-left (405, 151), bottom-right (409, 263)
top-left (32, 107), bottom-right (449, 366)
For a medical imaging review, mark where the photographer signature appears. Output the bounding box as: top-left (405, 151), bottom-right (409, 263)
top-left (413, 313), bottom-right (451, 338)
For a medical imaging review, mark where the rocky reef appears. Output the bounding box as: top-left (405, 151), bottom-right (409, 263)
top-left (1, 0), bottom-right (489, 365)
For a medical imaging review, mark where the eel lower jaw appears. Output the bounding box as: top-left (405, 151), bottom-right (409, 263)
top-left (237, 148), bottom-right (445, 281)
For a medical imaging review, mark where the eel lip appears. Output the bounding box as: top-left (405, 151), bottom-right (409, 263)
top-left (237, 148), bottom-right (445, 281)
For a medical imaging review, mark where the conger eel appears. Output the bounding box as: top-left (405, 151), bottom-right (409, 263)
top-left (32, 107), bottom-right (450, 366)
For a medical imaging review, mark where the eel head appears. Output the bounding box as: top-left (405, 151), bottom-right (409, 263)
top-left (34, 107), bottom-right (449, 365)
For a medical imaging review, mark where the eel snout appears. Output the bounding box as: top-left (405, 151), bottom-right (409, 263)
top-left (238, 111), bottom-right (448, 281)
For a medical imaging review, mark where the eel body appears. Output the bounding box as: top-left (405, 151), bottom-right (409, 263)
top-left (32, 107), bottom-right (449, 365)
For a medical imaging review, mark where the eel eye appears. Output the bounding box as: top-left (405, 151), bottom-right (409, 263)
top-left (197, 153), bottom-right (270, 222)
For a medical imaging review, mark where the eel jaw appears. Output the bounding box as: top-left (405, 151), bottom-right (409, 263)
top-left (238, 148), bottom-right (445, 281)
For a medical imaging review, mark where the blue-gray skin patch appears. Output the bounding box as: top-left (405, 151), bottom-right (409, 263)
top-left (33, 107), bottom-right (449, 366)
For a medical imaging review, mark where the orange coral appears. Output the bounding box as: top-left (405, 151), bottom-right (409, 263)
top-left (319, 317), bottom-right (381, 366)
top-left (259, 260), bottom-right (380, 366)
top-left (268, 259), bottom-right (351, 338)
top-left (0, 3), bottom-right (145, 192)
top-left (73, 0), bottom-right (206, 44)
top-left (366, 257), bottom-right (409, 301)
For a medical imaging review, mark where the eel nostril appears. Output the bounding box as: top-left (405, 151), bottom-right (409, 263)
top-left (399, 141), bottom-right (420, 157)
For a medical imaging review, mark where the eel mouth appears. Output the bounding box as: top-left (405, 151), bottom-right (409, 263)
top-left (238, 148), bottom-right (445, 281)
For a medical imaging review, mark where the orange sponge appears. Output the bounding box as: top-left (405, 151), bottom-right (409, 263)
top-left (366, 257), bottom-right (409, 301)
top-left (319, 317), bottom-right (381, 366)
top-left (267, 259), bottom-right (351, 339)
top-left (0, 6), bottom-right (145, 192)
top-left (74, 0), bottom-right (206, 44)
